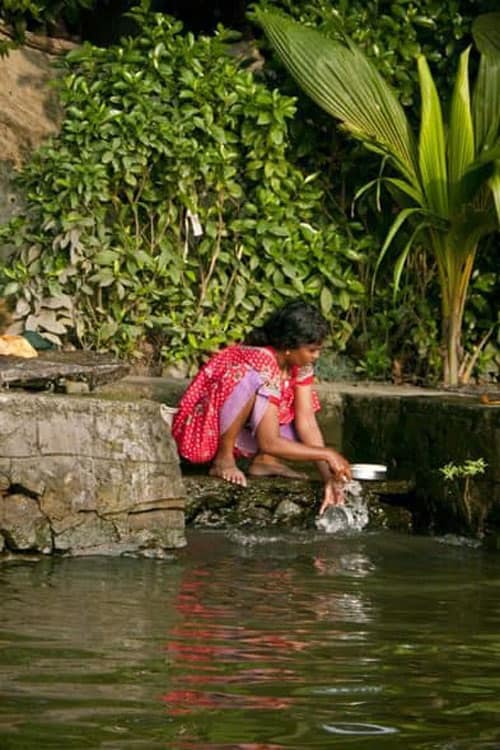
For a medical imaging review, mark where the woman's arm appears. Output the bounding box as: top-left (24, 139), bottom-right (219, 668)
top-left (255, 400), bottom-right (350, 480)
top-left (293, 384), bottom-right (334, 482)
top-left (294, 384), bottom-right (351, 513)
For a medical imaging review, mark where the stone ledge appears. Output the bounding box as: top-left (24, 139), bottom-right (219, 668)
top-left (0, 351), bottom-right (130, 391)
top-left (183, 475), bottom-right (414, 533)
top-left (0, 390), bottom-right (186, 556)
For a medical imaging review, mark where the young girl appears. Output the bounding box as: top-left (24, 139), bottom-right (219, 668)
top-left (172, 300), bottom-right (351, 514)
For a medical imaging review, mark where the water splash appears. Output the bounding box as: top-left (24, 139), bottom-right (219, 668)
top-left (315, 480), bottom-right (369, 534)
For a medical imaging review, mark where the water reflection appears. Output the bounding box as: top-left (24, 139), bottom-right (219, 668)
top-left (157, 534), bottom-right (378, 744)
top-left (1, 531), bottom-right (500, 749)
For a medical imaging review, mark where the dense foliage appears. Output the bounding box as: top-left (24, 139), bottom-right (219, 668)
top-left (1, 0), bottom-right (498, 382)
top-left (0, 5), bottom-right (364, 371)
top-left (0, 0), bottom-right (97, 54)
top-left (255, 0), bottom-right (487, 103)
top-left (253, 0), bottom-right (500, 384)
top-left (258, 9), bottom-right (500, 385)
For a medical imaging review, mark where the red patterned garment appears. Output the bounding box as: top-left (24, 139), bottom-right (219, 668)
top-left (172, 344), bottom-right (320, 463)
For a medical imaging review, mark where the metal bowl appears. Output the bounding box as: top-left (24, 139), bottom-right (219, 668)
top-left (350, 463), bottom-right (387, 481)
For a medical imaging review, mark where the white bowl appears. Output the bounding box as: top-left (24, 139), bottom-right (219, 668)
top-left (350, 463), bottom-right (387, 481)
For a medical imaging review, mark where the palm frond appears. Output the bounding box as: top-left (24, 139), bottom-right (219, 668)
top-left (472, 54), bottom-right (500, 154)
top-left (448, 47), bottom-right (474, 212)
top-left (393, 221), bottom-right (432, 298)
top-left (256, 10), bottom-right (419, 185)
top-left (472, 12), bottom-right (500, 57)
top-left (417, 56), bottom-right (448, 217)
top-left (371, 206), bottom-right (425, 292)
top-left (462, 142), bottom-right (500, 213)
top-left (472, 13), bottom-right (500, 153)
top-left (488, 167), bottom-right (500, 223)
top-left (448, 205), bottom-right (498, 258)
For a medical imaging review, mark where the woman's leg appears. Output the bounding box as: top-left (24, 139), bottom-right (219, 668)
top-left (248, 454), bottom-right (307, 479)
top-left (209, 394), bottom-right (256, 486)
top-left (248, 422), bottom-right (307, 479)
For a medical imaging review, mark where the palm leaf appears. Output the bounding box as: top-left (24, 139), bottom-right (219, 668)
top-left (472, 54), bottom-right (500, 153)
top-left (393, 221), bottom-right (432, 297)
top-left (472, 13), bottom-right (500, 153)
top-left (472, 12), bottom-right (500, 57)
top-left (384, 177), bottom-right (425, 205)
top-left (417, 56), bottom-right (448, 218)
top-left (372, 206), bottom-right (424, 291)
top-left (448, 47), bottom-right (474, 212)
top-left (461, 140), bottom-right (500, 222)
top-left (488, 167), bottom-right (500, 224)
top-left (256, 10), bottom-right (419, 185)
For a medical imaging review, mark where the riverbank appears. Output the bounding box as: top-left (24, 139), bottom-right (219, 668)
top-left (100, 375), bottom-right (500, 540)
top-left (1, 371), bottom-right (499, 557)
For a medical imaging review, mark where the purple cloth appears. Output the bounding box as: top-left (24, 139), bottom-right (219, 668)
top-left (219, 370), bottom-right (297, 457)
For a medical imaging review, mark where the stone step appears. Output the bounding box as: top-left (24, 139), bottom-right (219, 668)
top-left (183, 475), bottom-right (414, 533)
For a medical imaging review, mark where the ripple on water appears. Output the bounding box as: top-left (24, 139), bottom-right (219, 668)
top-left (323, 722), bottom-right (399, 735)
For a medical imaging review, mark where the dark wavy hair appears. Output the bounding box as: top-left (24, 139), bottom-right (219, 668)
top-left (244, 300), bottom-right (329, 350)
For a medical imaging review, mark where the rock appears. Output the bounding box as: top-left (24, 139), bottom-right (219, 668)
top-left (0, 28), bottom-right (72, 171)
top-left (9, 465), bottom-right (46, 497)
top-left (0, 494), bottom-right (52, 553)
top-left (63, 380), bottom-right (90, 394)
top-left (183, 475), bottom-right (414, 533)
top-left (0, 391), bottom-right (186, 555)
top-left (273, 499), bottom-right (305, 525)
top-left (0, 351), bottom-right (130, 391)
top-left (0, 335), bottom-right (38, 358)
top-left (367, 502), bottom-right (413, 533)
top-left (126, 509), bottom-right (186, 549)
top-left (54, 513), bottom-right (117, 552)
top-left (234, 500), bottom-right (274, 527)
top-left (0, 471), bottom-right (9, 494)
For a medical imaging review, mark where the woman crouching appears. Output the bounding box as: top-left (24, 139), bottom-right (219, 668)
top-left (172, 299), bottom-right (351, 514)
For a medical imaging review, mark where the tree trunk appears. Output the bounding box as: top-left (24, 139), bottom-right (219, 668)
top-left (441, 251), bottom-right (475, 387)
top-left (445, 308), bottom-right (462, 387)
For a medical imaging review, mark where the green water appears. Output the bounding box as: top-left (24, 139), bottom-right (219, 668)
top-left (1, 530), bottom-right (500, 749)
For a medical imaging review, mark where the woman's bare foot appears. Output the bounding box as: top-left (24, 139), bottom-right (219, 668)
top-left (209, 462), bottom-right (247, 486)
top-left (248, 459), bottom-right (307, 479)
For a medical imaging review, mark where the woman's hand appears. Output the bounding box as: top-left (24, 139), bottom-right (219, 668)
top-left (324, 449), bottom-right (351, 482)
top-left (319, 479), bottom-right (346, 515)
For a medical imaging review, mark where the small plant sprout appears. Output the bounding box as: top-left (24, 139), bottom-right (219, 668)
top-left (439, 458), bottom-right (488, 482)
top-left (439, 458), bottom-right (487, 528)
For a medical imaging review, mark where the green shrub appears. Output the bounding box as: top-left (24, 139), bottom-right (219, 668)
top-left (0, 0), bottom-right (97, 54)
top-left (0, 6), bottom-right (364, 371)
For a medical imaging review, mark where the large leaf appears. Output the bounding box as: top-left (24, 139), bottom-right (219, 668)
top-left (472, 13), bottom-right (500, 153)
top-left (417, 56), bottom-right (448, 218)
top-left (472, 13), bottom-right (500, 57)
top-left (448, 47), bottom-right (474, 212)
top-left (461, 140), bottom-right (500, 223)
top-left (472, 53), bottom-right (500, 154)
top-left (488, 166), bottom-right (500, 224)
top-left (256, 9), bottom-right (419, 185)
